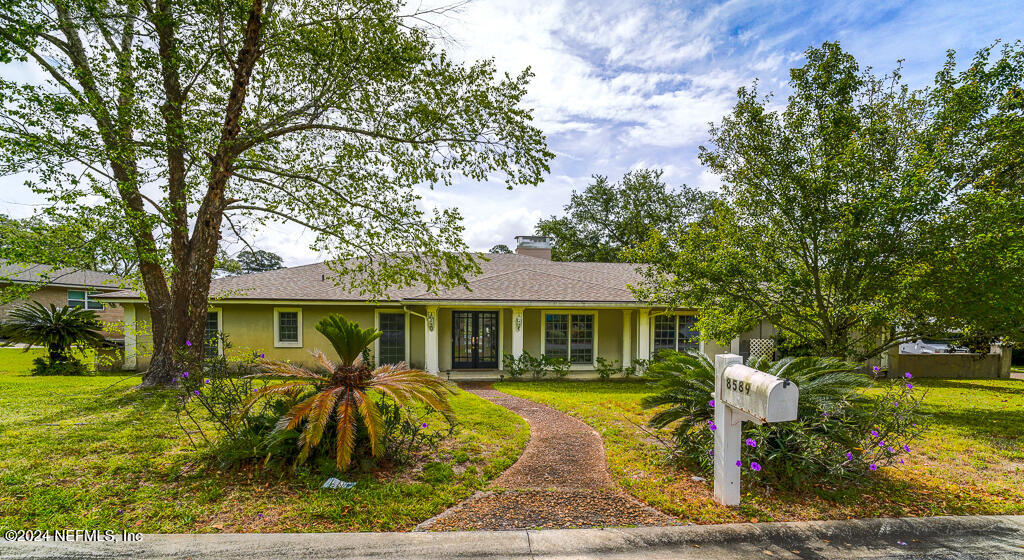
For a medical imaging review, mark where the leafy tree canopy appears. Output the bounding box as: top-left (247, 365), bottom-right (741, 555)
top-left (488, 244), bottom-right (512, 254)
top-left (0, 0), bottom-right (552, 384)
top-left (537, 169), bottom-right (716, 262)
top-left (629, 42), bottom-right (1021, 359)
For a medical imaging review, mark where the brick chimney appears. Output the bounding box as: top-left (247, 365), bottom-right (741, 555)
top-left (514, 235), bottom-right (552, 260)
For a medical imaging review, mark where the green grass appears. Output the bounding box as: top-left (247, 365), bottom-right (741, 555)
top-left (495, 377), bottom-right (1024, 523)
top-left (0, 349), bottom-right (529, 532)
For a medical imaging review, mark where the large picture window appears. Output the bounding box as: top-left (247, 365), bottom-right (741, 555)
top-left (377, 312), bottom-right (406, 365)
top-left (653, 314), bottom-right (698, 354)
top-left (67, 290), bottom-right (103, 310)
top-left (544, 313), bottom-right (596, 365)
top-left (274, 308), bottom-right (302, 348)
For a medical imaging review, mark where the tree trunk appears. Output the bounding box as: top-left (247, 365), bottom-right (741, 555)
top-left (138, 0), bottom-right (266, 387)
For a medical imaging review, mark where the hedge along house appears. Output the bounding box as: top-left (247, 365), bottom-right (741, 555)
top-left (98, 237), bottom-right (769, 377)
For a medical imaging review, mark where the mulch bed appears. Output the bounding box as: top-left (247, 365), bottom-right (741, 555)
top-left (416, 382), bottom-right (676, 531)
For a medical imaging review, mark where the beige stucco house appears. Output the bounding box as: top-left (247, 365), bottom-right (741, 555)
top-left (100, 237), bottom-right (772, 377)
top-left (0, 262), bottom-right (125, 339)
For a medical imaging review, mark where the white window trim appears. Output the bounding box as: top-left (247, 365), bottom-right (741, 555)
top-left (207, 307), bottom-right (224, 357)
top-left (652, 312), bottom-right (699, 353)
top-left (67, 289), bottom-right (104, 310)
top-left (374, 309), bottom-right (410, 365)
top-left (540, 310), bottom-right (598, 370)
top-left (274, 307), bottom-right (303, 348)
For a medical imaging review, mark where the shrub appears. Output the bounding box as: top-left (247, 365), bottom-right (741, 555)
top-left (544, 355), bottom-right (570, 378)
top-left (642, 350), bottom-right (925, 487)
top-left (596, 357), bottom-right (650, 379)
top-left (1, 302), bottom-right (104, 373)
top-left (595, 356), bottom-right (620, 380)
top-left (502, 352), bottom-right (527, 379)
top-left (30, 356), bottom-right (89, 376)
top-left (501, 351), bottom-right (571, 380)
top-left (244, 314), bottom-right (455, 469)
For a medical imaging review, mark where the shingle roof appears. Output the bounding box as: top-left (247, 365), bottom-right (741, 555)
top-left (97, 253), bottom-right (647, 304)
top-left (0, 261), bottom-right (122, 289)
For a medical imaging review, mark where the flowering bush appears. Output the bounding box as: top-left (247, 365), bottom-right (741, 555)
top-left (643, 351), bottom-right (926, 487)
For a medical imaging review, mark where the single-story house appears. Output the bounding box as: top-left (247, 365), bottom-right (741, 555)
top-left (98, 237), bottom-right (776, 378)
top-left (0, 261), bottom-right (125, 339)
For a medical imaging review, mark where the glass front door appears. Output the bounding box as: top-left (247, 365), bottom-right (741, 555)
top-left (451, 311), bottom-right (499, 369)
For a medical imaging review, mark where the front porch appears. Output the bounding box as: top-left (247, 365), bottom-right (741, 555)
top-left (413, 305), bottom-right (663, 377)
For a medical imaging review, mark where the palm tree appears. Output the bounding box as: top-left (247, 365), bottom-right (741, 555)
top-left (642, 351), bottom-right (871, 447)
top-left (0, 302), bottom-right (106, 364)
top-left (243, 314), bottom-right (453, 469)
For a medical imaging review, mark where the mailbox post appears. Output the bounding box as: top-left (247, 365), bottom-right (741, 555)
top-left (713, 354), bottom-right (799, 506)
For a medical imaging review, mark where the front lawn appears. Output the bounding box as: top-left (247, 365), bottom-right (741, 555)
top-left (0, 349), bottom-right (529, 532)
top-left (495, 377), bottom-right (1024, 523)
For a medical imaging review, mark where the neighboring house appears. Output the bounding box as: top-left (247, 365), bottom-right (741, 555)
top-left (0, 262), bottom-right (125, 339)
top-left (98, 237), bottom-right (772, 377)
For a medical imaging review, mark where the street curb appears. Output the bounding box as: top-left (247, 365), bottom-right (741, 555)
top-left (2, 515), bottom-right (1022, 559)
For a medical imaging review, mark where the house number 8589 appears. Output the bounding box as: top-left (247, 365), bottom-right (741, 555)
top-left (726, 378), bottom-right (751, 395)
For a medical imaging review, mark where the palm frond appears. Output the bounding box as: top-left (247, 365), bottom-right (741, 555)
top-left (334, 393), bottom-right (358, 468)
top-left (354, 391), bottom-right (384, 458)
top-left (314, 315), bottom-right (382, 366)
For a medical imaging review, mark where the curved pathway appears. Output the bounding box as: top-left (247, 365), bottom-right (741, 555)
top-left (416, 382), bottom-right (675, 531)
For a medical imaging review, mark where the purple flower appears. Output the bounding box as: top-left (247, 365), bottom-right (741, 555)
top-left (887, 446), bottom-right (895, 453)
top-left (708, 420), bottom-right (717, 431)
top-left (899, 459), bottom-right (905, 465)
top-left (193, 390), bottom-right (200, 396)
top-left (904, 372), bottom-right (912, 379)
top-left (872, 366), bottom-right (880, 373)
top-left (181, 371), bottom-right (189, 379)
top-left (259, 353), bottom-right (265, 359)
top-left (870, 430), bottom-right (879, 438)
top-left (204, 379), bottom-right (210, 384)
top-left (745, 438), bottom-right (757, 448)
top-left (906, 383), bottom-right (914, 390)
top-left (845, 451), bottom-right (854, 461)
top-left (421, 423), bottom-right (429, 428)
top-left (903, 445), bottom-right (911, 452)
top-left (708, 399), bottom-right (715, 408)
top-left (257, 513), bottom-right (264, 519)
top-left (735, 460), bottom-right (742, 468)
top-left (708, 449), bottom-right (714, 457)
top-left (869, 463), bottom-right (878, 471)
top-left (116, 509), bottom-right (123, 514)
top-left (185, 340), bottom-right (192, 347)
top-left (878, 441), bottom-right (885, 448)
top-left (750, 462), bottom-right (762, 472)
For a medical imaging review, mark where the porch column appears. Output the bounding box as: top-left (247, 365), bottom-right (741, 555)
top-left (123, 303), bottom-right (137, 370)
top-left (511, 307), bottom-right (525, 358)
top-left (425, 306), bottom-right (439, 374)
top-left (637, 309), bottom-right (650, 361)
top-left (621, 309), bottom-right (632, 367)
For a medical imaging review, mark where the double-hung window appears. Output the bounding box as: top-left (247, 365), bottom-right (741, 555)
top-left (376, 312), bottom-right (406, 365)
top-left (653, 314), bottom-right (698, 354)
top-left (67, 290), bottom-right (103, 310)
top-left (205, 309), bottom-right (222, 358)
top-left (274, 308), bottom-right (302, 348)
top-left (543, 312), bottom-right (596, 365)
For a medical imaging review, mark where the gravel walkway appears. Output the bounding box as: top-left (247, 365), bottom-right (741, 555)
top-left (417, 382), bottom-right (675, 531)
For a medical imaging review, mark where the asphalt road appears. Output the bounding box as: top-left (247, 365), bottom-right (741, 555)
top-left (2, 515), bottom-right (1022, 559)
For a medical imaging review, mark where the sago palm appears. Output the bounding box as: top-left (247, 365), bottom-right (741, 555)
top-left (643, 351), bottom-right (871, 443)
top-left (0, 302), bottom-right (105, 363)
top-left (242, 314), bottom-right (453, 469)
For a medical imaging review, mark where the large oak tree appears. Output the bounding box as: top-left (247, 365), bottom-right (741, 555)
top-left (0, 0), bottom-right (552, 385)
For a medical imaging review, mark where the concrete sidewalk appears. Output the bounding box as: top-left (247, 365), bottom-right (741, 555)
top-left (3, 515), bottom-right (1022, 559)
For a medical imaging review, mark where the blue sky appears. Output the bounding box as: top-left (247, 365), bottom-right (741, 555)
top-left (2, 0), bottom-right (1023, 264)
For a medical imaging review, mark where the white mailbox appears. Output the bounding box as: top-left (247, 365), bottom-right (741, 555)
top-left (713, 354), bottom-right (799, 506)
top-left (720, 363), bottom-right (798, 424)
